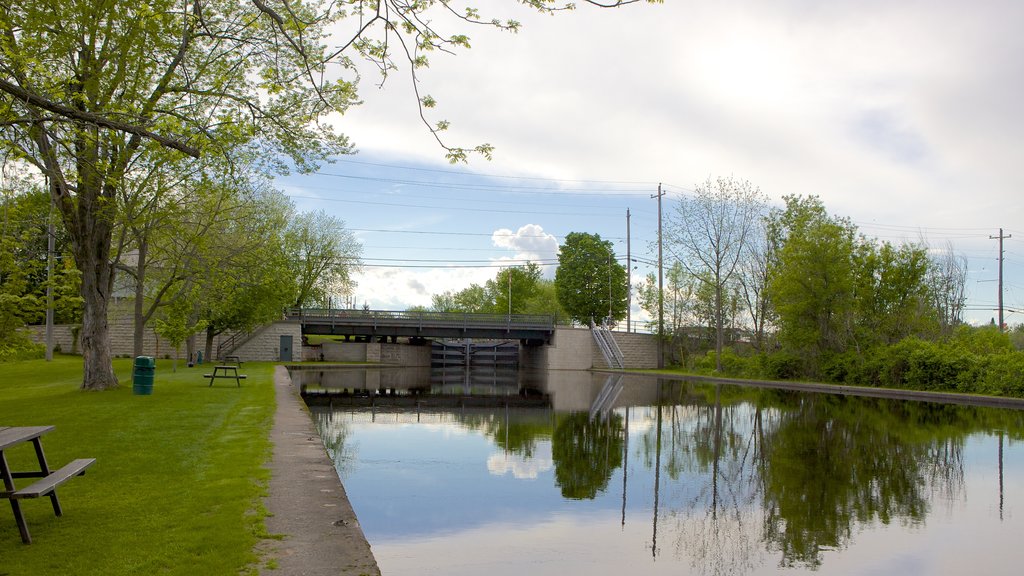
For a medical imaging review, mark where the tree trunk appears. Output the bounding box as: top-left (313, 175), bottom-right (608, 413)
top-left (77, 237), bottom-right (119, 390)
top-left (132, 238), bottom-right (148, 358)
top-left (205, 326), bottom-right (216, 363)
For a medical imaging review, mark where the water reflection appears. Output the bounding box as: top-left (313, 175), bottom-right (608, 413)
top-left (302, 368), bottom-right (1024, 576)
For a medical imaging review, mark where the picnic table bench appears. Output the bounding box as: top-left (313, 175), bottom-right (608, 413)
top-left (204, 365), bottom-right (247, 387)
top-left (222, 355), bottom-right (243, 367)
top-left (1, 425), bottom-right (95, 544)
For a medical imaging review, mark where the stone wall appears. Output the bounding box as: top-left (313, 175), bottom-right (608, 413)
top-left (320, 340), bottom-right (432, 366)
top-left (28, 317), bottom-right (657, 367)
top-left (591, 330), bottom-right (659, 369)
top-left (521, 327), bottom-right (659, 371)
top-left (232, 322), bottom-right (303, 362)
top-left (26, 312), bottom-right (291, 362)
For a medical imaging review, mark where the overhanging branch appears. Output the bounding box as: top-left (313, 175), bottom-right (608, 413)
top-left (0, 78), bottom-right (200, 158)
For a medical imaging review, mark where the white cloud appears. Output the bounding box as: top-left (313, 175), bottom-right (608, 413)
top-left (491, 224), bottom-right (559, 273)
top-left (486, 448), bottom-right (553, 480)
top-left (308, 0), bottom-right (1023, 321)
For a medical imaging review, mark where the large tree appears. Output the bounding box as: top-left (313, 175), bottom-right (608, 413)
top-left (0, 0), bottom-right (656, 389)
top-left (768, 196), bottom-right (858, 368)
top-left (664, 176), bottom-right (766, 371)
top-left (286, 209), bottom-right (362, 308)
top-left (0, 1), bottom-right (353, 388)
top-left (555, 232), bottom-right (628, 326)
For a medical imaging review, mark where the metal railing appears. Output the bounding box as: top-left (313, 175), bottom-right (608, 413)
top-left (286, 308), bottom-right (556, 331)
top-left (591, 319), bottom-right (625, 369)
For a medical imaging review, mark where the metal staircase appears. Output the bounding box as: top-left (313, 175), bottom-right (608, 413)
top-left (589, 374), bottom-right (624, 421)
top-left (591, 320), bottom-right (625, 369)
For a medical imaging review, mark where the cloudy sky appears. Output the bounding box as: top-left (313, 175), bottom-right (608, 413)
top-left (276, 0), bottom-right (1024, 326)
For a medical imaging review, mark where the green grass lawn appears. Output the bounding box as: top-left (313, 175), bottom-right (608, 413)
top-left (0, 356), bottom-right (276, 575)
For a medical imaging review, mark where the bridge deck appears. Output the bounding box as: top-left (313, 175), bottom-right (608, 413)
top-left (286, 308), bottom-right (555, 343)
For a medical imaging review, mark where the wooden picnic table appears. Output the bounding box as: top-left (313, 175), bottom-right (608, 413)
top-left (204, 365), bottom-right (247, 387)
top-left (1, 426), bottom-right (95, 544)
top-left (222, 355), bottom-right (243, 366)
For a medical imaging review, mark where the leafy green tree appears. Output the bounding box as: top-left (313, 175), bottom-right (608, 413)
top-left (852, 240), bottom-right (934, 347)
top-left (555, 232), bottom-right (628, 325)
top-left (431, 284), bottom-right (491, 313)
top-left (196, 188), bottom-right (298, 360)
top-left (768, 196), bottom-right (858, 371)
top-left (486, 263), bottom-right (541, 315)
top-left (153, 290), bottom-right (208, 372)
top-left (0, 1), bottom-right (353, 388)
top-left (521, 279), bottom-right (568, 322)
top-left (0, 0), bottom-right (657, 390)
top-left (286, 209), bottom-right (362, 308)
top-left (0, 185), bottom-right (81, 333)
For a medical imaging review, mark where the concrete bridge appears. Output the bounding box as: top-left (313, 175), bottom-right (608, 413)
top-left (284, 308), bottom-right (556, 345)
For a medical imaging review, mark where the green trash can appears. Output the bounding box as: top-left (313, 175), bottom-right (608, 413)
top-left (133, 356), bottom-right (155, 395)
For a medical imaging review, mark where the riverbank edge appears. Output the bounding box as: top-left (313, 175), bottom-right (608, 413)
top-left (604, 369), bottom-right (1024, 410)
top-left (259, 365), bottom-right (381, 576)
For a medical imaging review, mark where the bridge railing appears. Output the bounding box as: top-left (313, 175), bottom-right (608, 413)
top-left (285, 308), bottom-right (555, 331)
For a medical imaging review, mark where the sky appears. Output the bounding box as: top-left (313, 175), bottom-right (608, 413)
top-left (275, 0), bottom-right (1024, 326)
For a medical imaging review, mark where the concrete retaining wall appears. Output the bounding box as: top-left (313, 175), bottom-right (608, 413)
top-left (522, 327), bottom-right (659, 371)
top-left (28, 316), bottom-right (657, 368)
top-left (232, 322), bottom-right (303, 362)
top-left (320, 340), bottom-right (431, 366)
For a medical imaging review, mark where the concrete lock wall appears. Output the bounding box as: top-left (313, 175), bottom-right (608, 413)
top-left (319, 340), bottom-right (432, 366)
top-left (28, 315), bottom-right (657, 367)
top-left (521, 327), bottom-right (659, 371)
top-left (232, 322), bottom-right (303, 362)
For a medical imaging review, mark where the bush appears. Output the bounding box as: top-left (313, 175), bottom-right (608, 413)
top-left (763, 352), bottom-right (802, 380)
top-left (0, 330), bottom-right (45, 362)
top-left (976, 352), bottom-right (1024, 396)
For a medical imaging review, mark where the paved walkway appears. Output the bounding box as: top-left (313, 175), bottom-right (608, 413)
top-left (260, 366), bottom-right (380, 576)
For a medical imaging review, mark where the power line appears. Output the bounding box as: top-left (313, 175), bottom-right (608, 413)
top-left (328, 157), bottom-right (659, 186)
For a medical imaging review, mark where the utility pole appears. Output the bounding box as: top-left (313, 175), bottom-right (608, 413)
top-left (651, 184), bottom-right (665, 368)
top-left (990, 228), bottom-right (1011, 331)
top-left (626, 208), bottom-right (631, 333)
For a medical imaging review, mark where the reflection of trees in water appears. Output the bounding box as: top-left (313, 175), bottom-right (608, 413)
top-left (662, 386), bottom-right (766, 576)
top-left (311, 409), bottom-right (357, 476)
top-left (552, 412), bottom-right (624, 499)
top-left (759, 394), bottom-right (963, 569)
top-left (632, 384), bottom-right (974, 575)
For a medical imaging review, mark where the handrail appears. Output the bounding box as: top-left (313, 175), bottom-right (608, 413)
top-left (591, 319), bottom-right (625, 369)
top-left (285, 308), bottom-right (556, 330)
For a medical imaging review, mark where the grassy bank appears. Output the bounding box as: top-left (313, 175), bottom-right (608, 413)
top-left (0, 356), bottom-right (275, 575)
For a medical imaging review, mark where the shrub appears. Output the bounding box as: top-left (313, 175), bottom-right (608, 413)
top-left (976, 352), bottom-right (1024, 396)
top-left (0, 330), bottom-right (45, 362)
top-left (763, 352), bottom-right (802, 380)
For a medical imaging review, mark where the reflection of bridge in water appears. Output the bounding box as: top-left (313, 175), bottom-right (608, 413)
top-left (293, 367), bottom-right (676, 416)
top-left (285, 308), bottom-right (555, 344)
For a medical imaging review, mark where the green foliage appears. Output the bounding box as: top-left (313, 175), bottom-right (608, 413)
top-left (487, 263), bottom-right (542, 315)
top-left (762, 352), bottom-right (804, 380)
top-left (0, 329), bottom-right (45, 361)
top-left (286, 209), bottom-right (362, 308)
top-left (952, 324), bottom-right (1013, 354)
top-left (768, 195), bottom-right (858, 364)
top-left (555, 232), bottom-right (628, 325)
top-left (804, 326), bottom-right (1024, 398)
top-left (692, 347), bottom-right (761, 378)
top-left (431, 263), bottom-right (548, 316)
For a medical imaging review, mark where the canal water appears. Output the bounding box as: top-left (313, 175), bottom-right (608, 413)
top-left (294, 368), bottom-right (1024, 576)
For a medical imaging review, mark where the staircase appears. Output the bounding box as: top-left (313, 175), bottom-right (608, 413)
top-left (589, 374), bottom-right (624, 421)
top-left (591, 320), bottom-right (625, 369)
